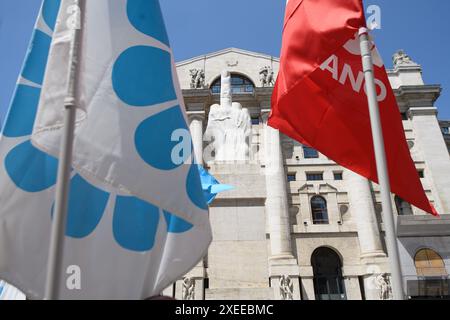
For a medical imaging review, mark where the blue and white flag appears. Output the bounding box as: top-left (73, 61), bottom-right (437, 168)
top-left (0, 0), bottom-right (211, 299)
top-left (0, 281), bottom-right (26, 300)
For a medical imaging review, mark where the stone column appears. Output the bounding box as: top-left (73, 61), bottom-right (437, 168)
top-left (409, 107), bottom-right (450, 214)
top-left (346, 170), bottom-right (386, 300)
top-left (262, 110), bottom-right (300, 299)
top-left (346, 170), bottom-right (385, 258)
top-left (188, 113), bottom-right (205, 165)
top-left (263, 112), bottom-right (293, 259)
top-left (187, 111), bottom-right (206, 299)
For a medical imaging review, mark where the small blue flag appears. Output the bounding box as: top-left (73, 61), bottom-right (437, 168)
top-left (197, 165), bottom-right (234, 204)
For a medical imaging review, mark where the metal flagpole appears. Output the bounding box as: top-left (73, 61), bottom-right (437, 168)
top-left (44, 0), bottom-right (85, 300)
top-left (358, 27), bottom-right (405, 300)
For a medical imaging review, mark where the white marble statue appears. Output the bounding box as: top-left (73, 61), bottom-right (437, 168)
top-left (205, 70), bottom-right (252, 161)
top-left (189, 68), bottom-right (205, 89)
top-left (375, 273), bottom-right (392, 300)
top-left (393, 50), bottom-right (415, 68)
top-left (260, 66), bottom-right (274, 87)
top-left (279, 275), bottom-right (294, 300)
top-left (182, 277), bottom-right (195, 300)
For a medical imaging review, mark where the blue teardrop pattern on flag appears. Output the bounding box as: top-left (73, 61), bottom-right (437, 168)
top-left (42, 0), bottom-right (62, 31)
top-left (126, 0), bottom-right (170, 47)
top-left (0, 1), bottom-right (198, 254)
top-left (113, 196), bottom-right (160, 252)
top-left (3, 85), bottom-right (41, 138)
top-left (163, 211), bottom-right (193, 233)
top-left (62, 175), bottom-right (110, 238)
top-left (21, 30), bottom-right (51, 85)
top-left (186, 164), bottom-right (208, 210)
top-left (112, 46), bottom-right (176, 107)
top-left (135, 105), bottom-right (191, 170)
top-left (5, 141), bottom-right (58, 192)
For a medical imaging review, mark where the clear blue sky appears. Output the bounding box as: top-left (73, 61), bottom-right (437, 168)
top-left (0, 0), bottom-right (449, 126)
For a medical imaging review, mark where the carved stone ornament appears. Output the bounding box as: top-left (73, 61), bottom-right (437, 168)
top-left (375, 273), bottom-right (392, 300)
top-left (189, 68), bottom-right (205, 89)
top-left (226, 59), bottom-right (239, 67)
top-left (393, 50), bottom-right (416, 68)
top-left (182, 277), bottom-right (195, 300)
top-left (259, 66), bottom-right (274, 87)
top-left (279, 275), bottom-right (294, 300)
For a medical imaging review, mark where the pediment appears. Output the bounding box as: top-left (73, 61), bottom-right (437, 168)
top-left (176, 48), bottom-right (280, 90)
top-left (176, 47), bottom-right (279, 67)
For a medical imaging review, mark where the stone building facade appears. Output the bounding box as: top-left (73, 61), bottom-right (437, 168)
top-left (162, 48), bottom-right (450, 300)
top-left (440, 120), bottom-right (450, 152)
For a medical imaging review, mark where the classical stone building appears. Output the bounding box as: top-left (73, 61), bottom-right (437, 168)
top-left (164, 48), bottom-right (450, 300)
top-left (440, 120), bottom-right (450, 152)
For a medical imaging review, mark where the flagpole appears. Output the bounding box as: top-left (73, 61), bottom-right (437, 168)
top-left (44, 0), bottom-right (85, 300)
top-left (359, 27), bottom-right (405, 300)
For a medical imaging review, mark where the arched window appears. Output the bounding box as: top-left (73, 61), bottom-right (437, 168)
top-left (411, 248), bottom-right (449, 299)
top-left (210, 74), bottom-right (254, 94)
top-left (311, 247), bottom-right (346, 300)
top-left (311, 196), bottom-right (329, 224)
top-left (395, 196), bottom-right (413, 216)
top-left (415, 248), bottom-right (447, 277)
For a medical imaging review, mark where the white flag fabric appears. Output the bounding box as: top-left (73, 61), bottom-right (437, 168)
top-left (0, 0), bottom-right (211, 299)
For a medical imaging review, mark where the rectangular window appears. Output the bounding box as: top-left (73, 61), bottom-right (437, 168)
top-left (303, 146), bottom-right (319, 159)
top-left (306, 173), bottom-right (323, 181)
top-left (287, 174), bottom-right (296, 182)
top-left (334, 172), bottom-right (343, 180)
top-left (418, 170), bottom-right (425, 178)
top-left (251, 117), bottom-right (260, 125)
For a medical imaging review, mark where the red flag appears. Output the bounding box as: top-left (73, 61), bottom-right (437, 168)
top-left (269, 0), bottom-right (437, 216)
